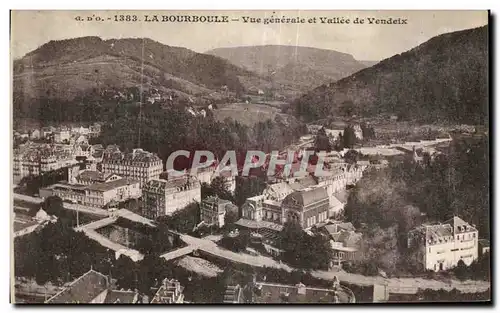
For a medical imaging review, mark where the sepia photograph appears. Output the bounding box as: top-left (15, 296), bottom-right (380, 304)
top-left (10, 9), bottom-right (490, 304)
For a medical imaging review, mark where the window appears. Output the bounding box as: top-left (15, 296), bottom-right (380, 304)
top-left (429, 247), bottom-right (431, 253)
top-left (457, 235), bottom-right (459, 240)
top-left (473, 233), bottom-right (476, 238)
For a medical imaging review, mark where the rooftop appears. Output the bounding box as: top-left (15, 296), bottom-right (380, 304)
top-left (76, 170), bottom-right (113, 183)
top-left (144, 177), bottom-right (199, 193)
top-left (250, 281), bottom-right (354, 303)
top-left (86, 178), bottom-right (140, 192)
top-left (235, 218), bottom-right (284, 232)
top-left (285, 187), bottom-right (329, 207)
top-left (46, 269), bottom-right (108, 303)
top-left (103, 290), bottom-right (140, 304)
top-left (103, 148), bottom-right (161, 164)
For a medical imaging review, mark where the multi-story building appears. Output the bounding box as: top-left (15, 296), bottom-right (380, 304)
top-left (150, 278), bottom-right (185, 303)
top-left (199, 196), bottom-right (236, 228)
top-left (282, 187), bottom-right (330, 229)
top-left (71, 126), bottom-right (90, 136)
top-left (40, 126), bottom-right (56, 138)
top-left (102, 148), bottom-right (163, 187)
top-left (40, 176), bottom-right (141, 208)
top-left (54, 130), bottom-right (71, 143)
top-left (73, 143), bottom-right (95, 159)
top-left (13, 142), bottom-right (78, 183)
top-left (407, 216), bottom-right (479, 272)
top-left (317, 221), bottom-right (363, 267)
top-left (142, 177), bottom-right (201, 218)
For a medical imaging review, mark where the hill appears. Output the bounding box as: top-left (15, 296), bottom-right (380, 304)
top-left (291, 26), bottom-right (489, 125)
top-left (206, 45), bottom-right (368, 96)
top-left (13, 36), bottom-right (262, 109)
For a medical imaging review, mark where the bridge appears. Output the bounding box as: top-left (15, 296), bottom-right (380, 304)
top-left (73, 209), bottom-right (155, 263)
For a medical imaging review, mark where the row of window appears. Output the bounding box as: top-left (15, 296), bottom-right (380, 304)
top-left (457, 233), bottom-right (476, 241)
top-left (306, 216), bottom-right (317, 228)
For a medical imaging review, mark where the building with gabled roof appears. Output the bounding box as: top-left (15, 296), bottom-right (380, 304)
top-left (316, 220), bottom-right (363, 267)
top-left (45, 269), bottom-right (143, 304)
top-left (408, 216), bottom-right (478, 271)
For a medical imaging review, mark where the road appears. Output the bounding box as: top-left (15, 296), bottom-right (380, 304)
top-left (163, 232), bottom-right (490, 295)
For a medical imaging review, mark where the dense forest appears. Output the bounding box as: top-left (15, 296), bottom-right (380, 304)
top-left (292, 26), bottom-right (488, 124)
top-left (14, 93), bottom-right (308, 171)
top-left (93, 103), bottom-right (306, 169)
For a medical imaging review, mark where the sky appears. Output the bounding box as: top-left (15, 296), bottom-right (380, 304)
top-left (10, 10), bottom-right (488, 61)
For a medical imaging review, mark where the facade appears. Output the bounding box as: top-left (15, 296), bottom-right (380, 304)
top-left (407, 216), bottom-right (479, 271)
top-left (73, 143), bottom-right (95, 159)
top-left (282, 187), bottom-right (330, 229)
top-left (150, 278), bottom-right (185, 303)
top-left (54, 130), bottom-right (71, 143)
top-left (200, 196), bottom-right (234, 228)
top-left (102, 148), bottom-right (163, 187)
top-left (40, 177), bottom-right (141, 208)
top-left (13, 142), bottom-right (78, 183)
top-left (142, 177), bottom-right (201, 218)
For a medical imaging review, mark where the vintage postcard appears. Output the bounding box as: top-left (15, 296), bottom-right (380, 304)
top-left (10, 10), bottom-right (490, 304)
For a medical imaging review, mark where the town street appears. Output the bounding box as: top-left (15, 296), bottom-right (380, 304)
top-left (165, 232), bottom-right (490, 295)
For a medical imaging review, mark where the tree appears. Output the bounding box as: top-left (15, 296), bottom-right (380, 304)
top-left (344, 149), bottom-right (360, 164)
top-left (361, 122), bottom-right (376, 140)
top-left (224, 210), bottom-right (239, 228)
top-left (208, 177), bottom-right (233, 201)
top-left (342, 126), bottom-right (356, 148)
top-left (314, 127), bottom-right (332, 152)
top-left (278, 221), bottom-right (332, 270)
top-left (234, 176), bottom-right (267, 207)
top-left (453, 260), bottom-right (469, 281)
top-left (219, 230), bottom-right (250, 253)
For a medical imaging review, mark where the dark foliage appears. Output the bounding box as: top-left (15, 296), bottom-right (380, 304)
top-left (278, 221), bottom-right (333, 270)
top-left (292, 26), bottom-right (488, 124)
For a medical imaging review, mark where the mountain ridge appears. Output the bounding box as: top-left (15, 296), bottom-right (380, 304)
top-left (291, 25), bottom-right (489, 125)
top-left (206, 45), bottom-right (368, 94)
top-left (13, 36), bottom-right (259, 104)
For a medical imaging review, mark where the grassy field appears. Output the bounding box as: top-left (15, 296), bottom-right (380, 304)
top-left (213, 102), bottom-right (289, 126)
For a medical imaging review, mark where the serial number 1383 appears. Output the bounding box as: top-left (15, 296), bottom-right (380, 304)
top-left (114, 15), bottom-right (139, 22)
